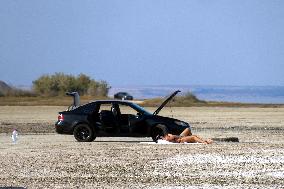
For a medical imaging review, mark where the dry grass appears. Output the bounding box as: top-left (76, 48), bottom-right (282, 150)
top-left (1, 96), bottom-right (284, 107)
top-left (0, 96), bottom-right (107, 106)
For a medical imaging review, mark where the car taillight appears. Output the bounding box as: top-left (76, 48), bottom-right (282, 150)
top-left (58, 114), bottom-right (64, 121)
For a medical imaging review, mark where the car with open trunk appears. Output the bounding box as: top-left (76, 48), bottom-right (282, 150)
top-left (55, 90), bottom-right (190, 142)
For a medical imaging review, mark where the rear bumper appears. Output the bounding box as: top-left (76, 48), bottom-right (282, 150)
top-left (55, 121), bottom-right (73, 134)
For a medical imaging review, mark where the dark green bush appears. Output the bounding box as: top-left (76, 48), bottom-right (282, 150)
top-left (32, 73), bottom-right (111, 97)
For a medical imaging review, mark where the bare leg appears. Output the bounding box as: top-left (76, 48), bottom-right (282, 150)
top-left (205, 139), bottom-right (213, 144)
top-left (180, 135), bottom-right (212, 144)
top-left (180, 128), bottom-right (192, 137)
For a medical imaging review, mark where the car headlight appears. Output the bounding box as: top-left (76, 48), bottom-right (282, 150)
top-left (174, 121), bottom-right (188, 127)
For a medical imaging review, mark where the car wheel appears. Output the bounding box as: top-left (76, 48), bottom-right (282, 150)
top-left (151, 124), bottom-right (169, 142)
top-left (73, 124), bottom-right (96, 142)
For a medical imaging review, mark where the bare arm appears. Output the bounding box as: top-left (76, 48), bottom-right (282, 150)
top-left (163, 134), bottom-right (181, 143)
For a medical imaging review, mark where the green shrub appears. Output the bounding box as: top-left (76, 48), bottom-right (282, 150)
top-left (32, 73), bottom-right (111, 97)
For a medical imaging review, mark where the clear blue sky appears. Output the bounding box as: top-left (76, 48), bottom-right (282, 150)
top-left (0, 0), bottom-right (284, 87)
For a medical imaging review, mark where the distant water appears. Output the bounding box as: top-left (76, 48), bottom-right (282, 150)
top-left (109, 85), bottom-right (284, 104)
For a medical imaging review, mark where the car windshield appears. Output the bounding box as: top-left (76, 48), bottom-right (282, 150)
top-left (130, 103), bottom-right (152, 115)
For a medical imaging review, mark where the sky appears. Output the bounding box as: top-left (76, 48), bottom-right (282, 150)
top-left (0, 0), bottom-right (284, 87)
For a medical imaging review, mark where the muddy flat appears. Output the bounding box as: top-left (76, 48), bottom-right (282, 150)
top-left (0, 106), bottom-right (284, 188)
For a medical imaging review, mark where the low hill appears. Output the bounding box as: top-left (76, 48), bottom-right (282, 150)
top-left (0, 80), bottom-right (13, 96)
top-left (0, 80), bottom-right (34, 97)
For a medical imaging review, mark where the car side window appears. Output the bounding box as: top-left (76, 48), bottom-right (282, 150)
top-left (99, 104), bottom-right (112, 112)
top-left (74, 103), bottom-right (96, 114)
top-left (119, 104), bottom-right (139, 115)
top-left (98, 104), bottom-right (119, 117)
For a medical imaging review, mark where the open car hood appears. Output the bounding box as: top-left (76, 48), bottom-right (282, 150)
top-left (153, 90), bottom-right (181, 115)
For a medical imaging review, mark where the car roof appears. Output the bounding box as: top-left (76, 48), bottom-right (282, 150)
top-left (74, 100), bottom-right (136, 111)
top-left (90, 100), bottom-right (134, 104)
top-left (115, 92), bottom-right (129, 94)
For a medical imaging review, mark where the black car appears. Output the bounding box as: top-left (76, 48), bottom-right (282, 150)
top-left (114, 92), bottom-right (133, 100)
top-left (55, 90), bottom-right (190, 142)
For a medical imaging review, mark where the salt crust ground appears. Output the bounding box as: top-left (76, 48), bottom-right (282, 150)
top-left (0, 106), bottom-right (283, 188)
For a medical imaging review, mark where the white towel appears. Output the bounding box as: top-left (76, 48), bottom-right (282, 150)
top-left (140, 139), bottom-right (203, 144)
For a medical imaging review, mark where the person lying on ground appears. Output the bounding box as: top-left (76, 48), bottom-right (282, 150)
top-left (162, 128), bottom-right (213, 144)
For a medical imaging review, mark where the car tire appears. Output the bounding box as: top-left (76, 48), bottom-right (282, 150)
top-left (151, 124), bottom-right (169, 142)
top-left (73, 124), bottom-right (96, 142)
